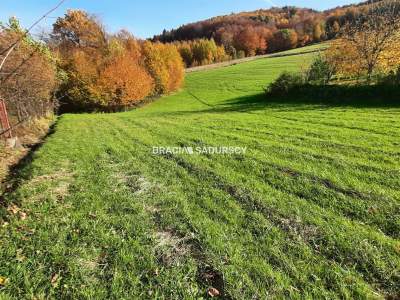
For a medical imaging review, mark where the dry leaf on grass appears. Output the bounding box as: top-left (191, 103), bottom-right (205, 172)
top-left (19, 211), bottom-right (27, 220)
top-left (207, 287), bottom-right (220, 297)
top-left (6, 205), bottom-right (27, 220)
top-left (16, 249), bottom-right (26, 262)
top-left (51, 273), bottom-right (60, 287)
top-left (0, 276), bottom-right (8, 286)
top-left (2, 222), bottom-right (9, 227)
top-left (7, 205), bottom-right (20, 215)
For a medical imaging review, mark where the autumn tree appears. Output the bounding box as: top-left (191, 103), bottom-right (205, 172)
top-left (176, 41), bottom-right (193, 67)
top-left (234, 26), bottom-right (269, 56)
top-left (191, 39), bottom-right (215, 65)
top-left (52, 10), bottom-right (180, 111)
top-left (142, 41), bottom-right (184, 94)
top-left (234, 27), bottom-right (261, 56)
top-left (51, 10), bottom-right (107, 110)
top-left (325, 39), bottom-right (362, 78)
top-left (163, 44), bottom-right (185, 92)
top-left (182, 39), bottom-right (229, 66)
top-left (313, 23), bottom-right (324, 42)
top-left (214, 44), bottom-right (230, 62)
top-left (97, 36), bottom-right (154, 109)
top-left (270, 29), bottom-right (298, 52)
top-left (52, 10), bottom-right (107, 53)
top-left (0, 17), bottom-right (58, 120)
top-left (332, 21), bottom-right (340, 37)
top-left (330, 1), bottom-right (400, 81)
top-left (215, 27), bottom-right (235, 52)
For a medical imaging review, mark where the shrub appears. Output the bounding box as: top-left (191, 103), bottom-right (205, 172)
top-left (265, 72), bottom-right (305, 96)
top-left (378, 67), bottom-right (400, 85)
top-left (237, 50), bottom-right (246, 59)
top-left (307, 54), bottom-right (336, 84)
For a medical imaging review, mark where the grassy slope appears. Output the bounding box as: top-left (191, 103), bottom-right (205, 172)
top-left (0, 46), bottom-right (399, 299)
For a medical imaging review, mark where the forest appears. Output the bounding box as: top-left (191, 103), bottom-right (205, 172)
top-left (154, 1), bottom-right (388, 67)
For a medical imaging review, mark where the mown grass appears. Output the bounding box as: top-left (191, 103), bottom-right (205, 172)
top-left (0, 45), bottom-right (399, 299)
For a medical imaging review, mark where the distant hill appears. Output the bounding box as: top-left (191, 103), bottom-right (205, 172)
top-left (153, 0), bottom-right (384, 55)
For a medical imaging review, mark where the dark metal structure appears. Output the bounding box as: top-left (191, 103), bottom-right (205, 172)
top-left (0, 98), bottom-right (12, 139)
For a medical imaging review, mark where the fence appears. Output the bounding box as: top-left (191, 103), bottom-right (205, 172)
top-left (0, 98), bottom-right (12, 139)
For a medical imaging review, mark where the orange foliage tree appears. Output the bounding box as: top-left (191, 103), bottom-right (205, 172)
top-left (52, 10), bottom-right (108, 110)
top-left (52, 10), bottom-right (183, 111)
top-left (234, 27), bottom-right (267, 56)
top-left (97, 53), bottom-right (154, 107)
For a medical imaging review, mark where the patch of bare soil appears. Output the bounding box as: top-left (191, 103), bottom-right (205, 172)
top-left (154, 230), bottom-right (192, 266)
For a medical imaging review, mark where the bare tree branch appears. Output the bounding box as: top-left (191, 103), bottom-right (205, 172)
top-left (0, 0), bottom-right (66, 72)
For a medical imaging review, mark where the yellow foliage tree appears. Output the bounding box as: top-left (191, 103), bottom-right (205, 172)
top-left (326, 1), bottom-right (400, 81)
top-left (142, 41), bottom-right (184, 94)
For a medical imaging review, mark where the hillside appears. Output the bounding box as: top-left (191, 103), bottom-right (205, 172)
top-left (0, 45), bottom-right (399, 298)
top-left (154, 0), bottom-right (382, 54)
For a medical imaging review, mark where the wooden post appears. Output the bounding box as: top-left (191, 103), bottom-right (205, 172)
top-left (0, 98), bottom-right (12, 139)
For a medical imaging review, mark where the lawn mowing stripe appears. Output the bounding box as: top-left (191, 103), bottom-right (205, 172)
top-left (154, 149), bottom-right (399, 295)
top-left (95, 117), bottom-right (381, 298)
top-left (271, 115), bottom-right (400, 139)
top-left (124, 117), bottom-right (400, 239)
top-left (108, 117), bottom-right (399, 255)
top-left (144, 116), bottom-right (400, 171)
top-left (131, 117), bottom-right (400, 198)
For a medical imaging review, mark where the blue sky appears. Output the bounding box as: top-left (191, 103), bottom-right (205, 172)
top-left (0, 0), bottom-right (358, 38)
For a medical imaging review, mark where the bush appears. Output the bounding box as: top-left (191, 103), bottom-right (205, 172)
top-left (237, 50), bottom-right (246, 59)
top-left (378, 67), bottom-right (400, 85)
top-left (265, 72), bottom-right (305, 96)
top-left (265, 56), bottom-right (337, 98)
top-left (307, 55), bottom-right (335, 84)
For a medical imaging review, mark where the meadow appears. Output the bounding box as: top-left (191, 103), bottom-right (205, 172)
top-left (0, 46), bottom-right (399, 299)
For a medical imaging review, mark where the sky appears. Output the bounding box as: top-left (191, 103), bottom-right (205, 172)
top-left (0, 0), bottom-right (358, 39)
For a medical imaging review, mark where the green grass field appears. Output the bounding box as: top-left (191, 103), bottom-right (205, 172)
top-left (1, 46), bottom-right (399, 299)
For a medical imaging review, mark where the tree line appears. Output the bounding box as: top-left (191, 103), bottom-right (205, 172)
top-left (0, 9), bottom-right (185, 119)
top-left (154, 1), bottom-right (391, 67)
